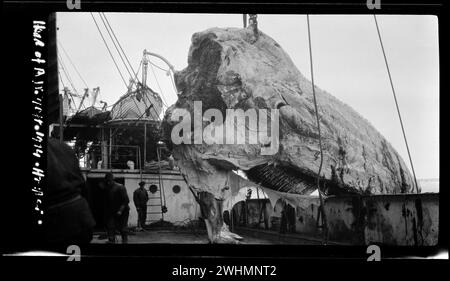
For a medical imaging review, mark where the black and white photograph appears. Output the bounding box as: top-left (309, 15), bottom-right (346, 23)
top-left (2, 0), bottom-right (447, 276)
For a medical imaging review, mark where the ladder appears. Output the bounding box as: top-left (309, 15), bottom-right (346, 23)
top-left (146, 186), bottom-right (165, 223)
top-left (145, 145), bottom-right (167, 224)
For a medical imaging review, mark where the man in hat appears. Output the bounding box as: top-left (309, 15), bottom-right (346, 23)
top-left (133, 181), bottom-right (149, 231)
top-left (104, 172), bottom-right (130, 243)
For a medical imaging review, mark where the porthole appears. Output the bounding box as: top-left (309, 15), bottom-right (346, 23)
top-left (172, 185), bottom-right (181, 194)
top-left (149, 184), bottom-right (158, 194)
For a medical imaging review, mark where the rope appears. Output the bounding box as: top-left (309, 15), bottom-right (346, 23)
top-left (91, 12), bottom-right (147, 119)
top-left (76, 88), bottom-right (90, 113)
top-left (148, 57), bottom-right (169, 108)
top-left (147, 56), bottom-right (179, 112)
top-left (58, 40), bottom-right (89, 89)
top-left (373, 14), bottom-right (420, 194)
top-left (90, 12), bottom-right (128, 88)
top-left (98, 13), bottom-right (134, 81)
top-left (306, 14), bottom-right (328, 244)
top-left (143, 50), bottom-right (179, 112)
top-left (134, 60), bottom-right (143, 86)
top-left (57, 52), bottom-right (78, 96)
top-left (101, 13), bottom-right (140, 83)
top-left (100, 13), bottom-right (161, 120)
top-left (58, 70), bottom-right (78, 114)
top-left (148, 59), bottom-right (170, 72)
top-left (57, 53), bottom-right (86, 112)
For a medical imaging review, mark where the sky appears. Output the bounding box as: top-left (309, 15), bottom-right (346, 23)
top-left (56, 13), bottom-right (439, 180)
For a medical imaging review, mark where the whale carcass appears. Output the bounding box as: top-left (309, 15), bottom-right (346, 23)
top-left (162, 27), bottom-right (414, 243)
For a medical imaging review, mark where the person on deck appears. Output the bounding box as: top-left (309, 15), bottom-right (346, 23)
top-left (133, 181), bottom-right (149, 231)
top-left (104, 172), bottom-right (130, 243)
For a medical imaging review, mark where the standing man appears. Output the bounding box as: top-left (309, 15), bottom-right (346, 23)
top-left (133, 181), bottom-right (149, 231)
top-left (104, 172), bottom-right (130, 243)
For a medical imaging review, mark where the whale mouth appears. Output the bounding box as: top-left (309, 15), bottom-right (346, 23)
top-left (246, 162), bottom-right (360, 196)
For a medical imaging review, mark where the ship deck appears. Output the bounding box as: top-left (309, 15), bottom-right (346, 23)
top-left (91, 227), bottom-right (345, 245)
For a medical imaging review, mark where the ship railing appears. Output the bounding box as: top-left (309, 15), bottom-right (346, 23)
top-left (81, 144), bottom-right (142, 171)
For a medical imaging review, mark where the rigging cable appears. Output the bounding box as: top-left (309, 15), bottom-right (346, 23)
top-left (90, 12), bottom-right (128, 88)
top-left (57, 52), bottom-right (86, 111)
top-left (57, 42), bottom-right (90, 112)
top-left (97, 13), bottom-right (145, 118)
top-left (98, 13), bottom-right (134, 81)
top-left (148, 59), bottom-right (169, 72)
top-left (91, 12), bottom-right (147, 122)
top-left (306, 14), bottom-right (328, 244)
top-left (58, 70), bottom-right (74, 112)
top-left (58, 70), bottom-right (79, 113)
top-left (102, 14), bottom-right (173, 115)
top-left (134, 60), bottom-right (161, 119)
top-left (144, 50), bottom-right (178, 97)
top-left (58, 40), bottom-right (89, 89)
top-left (134, 60), bottom-right (143, 85)
top-left (148, 57), bottom-right (169, 108)
top-left (57, 52), bottom-right (78, 95)
top-left (102, 13), bottom-right (139, 82)
top-left (99, 13), bottom-right (157, 119)
top-left (102, 14), bottom-right (159, 121)
top-left (373, 14), bottom-right (419, 194)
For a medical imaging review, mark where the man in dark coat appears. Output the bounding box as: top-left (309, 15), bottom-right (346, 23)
top-left (133, 181), bottom-right (149, 231)
top-left (45, 138), bottom-right (96, 245)
top-left (104, 172), bottom-right (130, 243)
